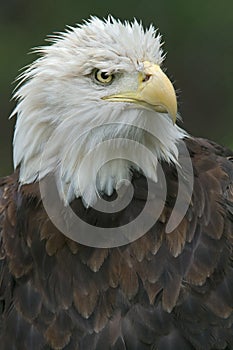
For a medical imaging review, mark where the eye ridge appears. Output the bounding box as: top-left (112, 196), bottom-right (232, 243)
top-left (94, 70), bottom-right (114, 84)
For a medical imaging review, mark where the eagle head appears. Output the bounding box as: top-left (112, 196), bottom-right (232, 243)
top-left (12, 16), bottom-right (186, 206)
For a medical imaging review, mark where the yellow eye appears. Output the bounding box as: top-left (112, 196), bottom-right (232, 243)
top-left (95, 70), bottom-right (114, 84)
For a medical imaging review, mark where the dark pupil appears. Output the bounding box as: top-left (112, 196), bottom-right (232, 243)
top-left (101, 72), bottom-right (109, 80)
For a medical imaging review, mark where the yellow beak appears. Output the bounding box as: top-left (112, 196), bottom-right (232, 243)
top-left (102, 61), bottom-right (177, 123)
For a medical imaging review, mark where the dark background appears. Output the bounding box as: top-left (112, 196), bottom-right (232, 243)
top-left (1, 0), bottom-right (232, 176)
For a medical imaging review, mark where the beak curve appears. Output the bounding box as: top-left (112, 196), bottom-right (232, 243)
top-left (102, 61), bottom-right (177, 124)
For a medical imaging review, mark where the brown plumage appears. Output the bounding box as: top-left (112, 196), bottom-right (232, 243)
top-left (0, 137), bottom-right (233, 350)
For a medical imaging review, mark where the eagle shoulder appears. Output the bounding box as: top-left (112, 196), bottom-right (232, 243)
top-left (0, 137), bottom-right (232, 349)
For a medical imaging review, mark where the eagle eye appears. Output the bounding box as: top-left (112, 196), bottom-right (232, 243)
top-left (94, 70), bottom-right (114, 84)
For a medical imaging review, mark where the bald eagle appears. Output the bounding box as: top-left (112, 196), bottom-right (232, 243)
top-left (0, 17), bottom-right (233, 350)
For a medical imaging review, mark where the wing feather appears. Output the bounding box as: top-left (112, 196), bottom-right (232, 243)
top-left (0, 137), bottom-right (232, 349)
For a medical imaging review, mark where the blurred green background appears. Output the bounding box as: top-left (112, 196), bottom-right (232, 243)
top-left (1, 0), bottom-right (232, 176)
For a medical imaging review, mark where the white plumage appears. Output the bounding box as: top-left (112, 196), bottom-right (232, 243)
top-left (12, 16), bottom-right (186, 206)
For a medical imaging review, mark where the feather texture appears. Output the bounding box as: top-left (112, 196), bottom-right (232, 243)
top-left (0, 137), bottom-right (233, 349)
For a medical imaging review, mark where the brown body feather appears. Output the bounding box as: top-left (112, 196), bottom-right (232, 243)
top-left (0, 137), bottom-right (233, 350)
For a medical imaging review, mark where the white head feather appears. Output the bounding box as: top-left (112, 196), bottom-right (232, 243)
top-left (12, 16), bottom-right (186, 206)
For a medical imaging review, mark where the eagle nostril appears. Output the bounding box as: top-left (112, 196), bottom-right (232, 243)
top-left (142, 74), bottom-right (152, 83)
